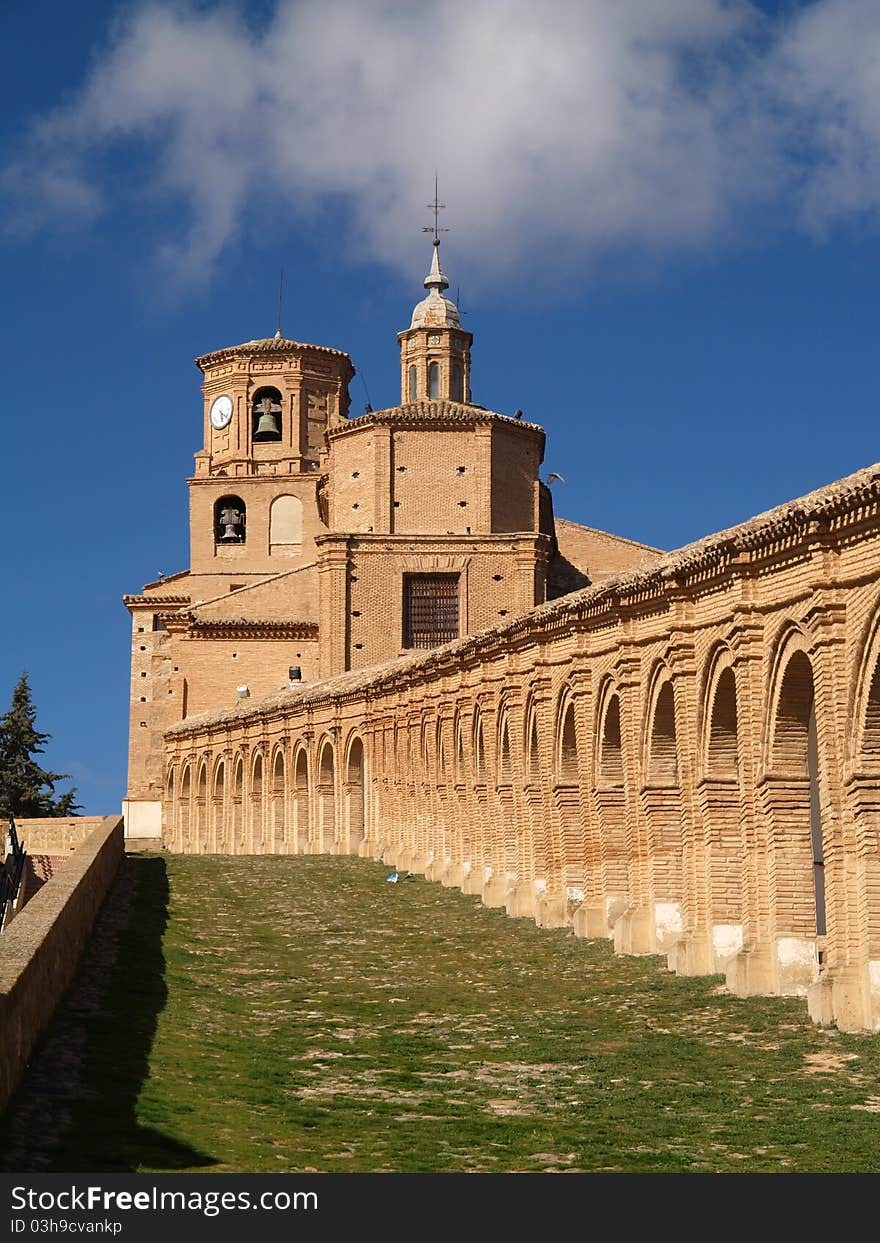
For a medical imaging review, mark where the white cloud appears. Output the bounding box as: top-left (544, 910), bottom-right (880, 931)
top-left (5, 0), bottom-right (880, 288)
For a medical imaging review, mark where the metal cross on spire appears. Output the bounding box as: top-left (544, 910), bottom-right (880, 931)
top-left (422, 174), bottom-right (449, 243)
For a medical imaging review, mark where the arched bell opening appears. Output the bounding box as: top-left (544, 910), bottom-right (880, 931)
top-left (215, 495), bottom-right (246, 544)
top-left (252, 386), bottom-right (283, 443)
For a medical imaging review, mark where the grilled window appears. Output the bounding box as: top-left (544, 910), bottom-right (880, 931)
top-left (403, 574), bottom-right (459, 649)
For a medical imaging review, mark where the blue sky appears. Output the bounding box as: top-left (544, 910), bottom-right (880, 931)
top-left (2, 0), bottom-right (880, 815)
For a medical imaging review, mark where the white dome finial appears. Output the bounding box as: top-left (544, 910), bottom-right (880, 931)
top-left (424, 237), bottom-right (449, 295)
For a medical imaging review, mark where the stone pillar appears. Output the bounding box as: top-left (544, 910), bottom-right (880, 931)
top-left (806, 598), bottom-right (863, 1027)
top-left (613, 650), bottom-right (656, 956)
top-left (664, 633), bottom-right (713, 974)
top-left (724, 616), bottom-right (778, 998)
top-left (532, 670), bottom-right (567, 928)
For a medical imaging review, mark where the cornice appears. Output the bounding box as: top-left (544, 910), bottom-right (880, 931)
top-left (123, 594), bottom-right (191, 608)
top-left (165, 459), bottom-right (880, 742)
top-left (327, 400), bottom-right (545, 438)
top-left (196, 336), bottom-right (354, 372)
top-left (168, 615), bottom-right (319, 640)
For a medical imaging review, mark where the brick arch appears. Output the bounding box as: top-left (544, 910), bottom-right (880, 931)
top-left (762, 623), bottom-right (814, 771)
top-left (471, 706), bottom-right (489, 877)
top-left (250, 750), bottom-right (265, 852)
top-left (420, 716), bottom-right (432, 778)
top-left (165, 765), bottom-right (176, 842)
top-left (317, 737), bottom-right (337, 852)
top-left (436, 717), bottom-right (448, 783)
top-left (591, 675), bottom-right (628, 930)
top-left (554, 688), bottom-right (579, 785)
top-left (212, 756), bottom-right (226, 852)
top-left (851, 598), bottom-right (880, 769)
top-left (697, 645), bottom-right (745, 962)
top-left (232, 753), bottom-right (244, 853)
top-left (293, 744), bottom-right (310, 853)
top-left (644, 663), bottom-right (678, 784)
top-left (847, 596), bottom-right (880, 977)
top-left (640, 662), bottom-right (684, 951)
top-left (595, 678), bottom-right (624, 787)
top-left (762, 629), bottom-right (827, 944)
top-left (270, 747), bottom-right (286, 852)
top-left (552, 685), bottom-right (583, 900)
top-left (497, 708), bottom-right (512, 784)
top-left (344, 732), bottom-right (366, 849)
top-left (179, 761), bottom-right (192, 851)
top-left (769, 644), bottom-right (815, 776)
top-left (195, 761), bottom-right (208, 853)
top-left (492, 703), bottom-right (519, 895)
top-left (702, 646), bottom-right (739, 777)
top-left (472, 706), bottom-right (487, 782)
top-left (523, 694), bottom-right (540, 786)
top-left (453, 711), bottom-right (466, 785)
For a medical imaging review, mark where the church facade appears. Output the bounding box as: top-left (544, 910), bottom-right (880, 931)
top-left (123, 241), bottom-right (657, 834)
top-left (125, 243), bottom-right (880, 1034)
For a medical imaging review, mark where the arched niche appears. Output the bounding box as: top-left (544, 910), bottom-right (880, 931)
top-left (293, 746), bottom-right (310, 853)
top-left (269, 495), bottom-right (303, 554)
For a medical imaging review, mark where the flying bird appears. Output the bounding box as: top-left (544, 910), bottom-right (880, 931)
top-left (546, 473), bottom-right (566, 485)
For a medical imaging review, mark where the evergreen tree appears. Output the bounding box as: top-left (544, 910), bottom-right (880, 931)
top-left (0, 672), bottom-right (80, 818)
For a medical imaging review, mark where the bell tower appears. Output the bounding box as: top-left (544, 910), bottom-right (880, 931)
top-left (187, 335), bottom-right (355, 596)
top-left (398, 239), bottom-right (473, 404)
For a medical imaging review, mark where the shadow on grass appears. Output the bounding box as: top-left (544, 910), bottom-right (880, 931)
top-left (1, 854), bottom-right (216, 1173)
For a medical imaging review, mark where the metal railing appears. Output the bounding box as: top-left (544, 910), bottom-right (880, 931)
top-left (0, 817), bottom-right (27, 933)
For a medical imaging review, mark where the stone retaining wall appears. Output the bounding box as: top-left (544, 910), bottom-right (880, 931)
top-left (0, 816), bottom-right (124, 1113)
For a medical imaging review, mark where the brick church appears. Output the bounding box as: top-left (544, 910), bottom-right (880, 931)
top-left (123, 239), bottom-right (659, 836)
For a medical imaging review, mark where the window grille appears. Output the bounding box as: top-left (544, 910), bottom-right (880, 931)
top-left (403, 574), bottom-right (460, 649)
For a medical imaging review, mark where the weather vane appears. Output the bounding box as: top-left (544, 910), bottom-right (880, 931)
top-left (422, 174), bottom-right (449, 243)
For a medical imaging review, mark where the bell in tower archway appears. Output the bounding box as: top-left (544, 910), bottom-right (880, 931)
top-left (252, 387), bottom-right (283, 442)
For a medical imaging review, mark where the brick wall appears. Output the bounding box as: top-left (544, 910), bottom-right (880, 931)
top-left (163, 463), bottom-right (880, 1034)
top-left (0, 816), bottom-right (123, 1112)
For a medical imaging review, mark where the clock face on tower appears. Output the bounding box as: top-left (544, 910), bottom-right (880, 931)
top-left (209, 394), bottom-right (234, 429)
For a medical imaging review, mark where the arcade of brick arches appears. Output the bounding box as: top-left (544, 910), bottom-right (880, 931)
top-left (126, 240), bottom-right (880, 1035)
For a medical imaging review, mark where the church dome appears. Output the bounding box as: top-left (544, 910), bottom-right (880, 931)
top-left (409, 239), bottom-right (461, 329)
